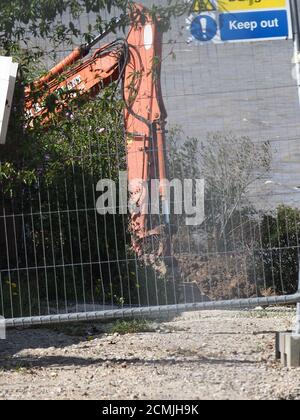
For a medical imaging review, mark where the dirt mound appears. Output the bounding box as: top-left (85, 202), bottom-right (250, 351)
top-left (177, 253), bottom-right (257, 301)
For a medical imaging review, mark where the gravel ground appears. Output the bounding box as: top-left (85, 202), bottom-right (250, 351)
top-left (0, 309), bottom-right (300, 400)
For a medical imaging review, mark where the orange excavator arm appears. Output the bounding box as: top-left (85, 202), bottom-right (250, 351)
top-left (124, 5), bottom-right (170, 256)
top-left (25, 3), bottom-right (170, 257)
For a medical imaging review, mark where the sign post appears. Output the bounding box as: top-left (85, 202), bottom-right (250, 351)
top-left (187, 0), bottom-right (293, 44)
top-left (290, 0), bottom-right (300, 106)
top-left (0, 57), bottom-right (18, 145)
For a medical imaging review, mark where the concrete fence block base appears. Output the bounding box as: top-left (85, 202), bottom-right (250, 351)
top-left (277, 332), bottom-right (300, 368)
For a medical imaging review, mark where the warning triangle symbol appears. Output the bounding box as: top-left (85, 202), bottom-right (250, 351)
top-left (190, 0), bottom-right (216, 13)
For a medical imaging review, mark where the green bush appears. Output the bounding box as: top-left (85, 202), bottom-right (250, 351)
top-left (254, 205), bottom-right (300, 295)
top-left (0, 79), bottom-right (177, 319)
top-left (0, 96), bottom-right (180, 318)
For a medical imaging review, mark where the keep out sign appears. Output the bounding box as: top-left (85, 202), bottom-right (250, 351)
top-left (220, 10), bottom-right (289, 41)
top-left (188, 0), bottom-right (292, 44)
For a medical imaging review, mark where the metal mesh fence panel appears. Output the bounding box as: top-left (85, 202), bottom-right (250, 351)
top-left (1, 0), bottom-right (300, 327)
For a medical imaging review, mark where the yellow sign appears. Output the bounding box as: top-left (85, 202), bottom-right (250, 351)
top-left (218, 0), bottom-right (287, 12)
top-left (191, 0), bottom-right (216, 13)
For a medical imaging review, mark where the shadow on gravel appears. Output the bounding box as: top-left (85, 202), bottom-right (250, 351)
top-left (0, 353), bottom-right (259, 371)
top-left (0, 316), bottom-right (177, 368)
top-left (0, 329), bottom-right (86, 352)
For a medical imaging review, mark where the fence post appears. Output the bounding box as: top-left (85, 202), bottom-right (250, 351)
top-left (277, 257), bottom-right (300, 367)
top-left (293, 259), bottom-right (300, 335)
top-left (294, 303), bottom-right (300, 335)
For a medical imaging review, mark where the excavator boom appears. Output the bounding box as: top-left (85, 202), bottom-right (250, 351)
top-left (25, 3), bottom-right (169, 257)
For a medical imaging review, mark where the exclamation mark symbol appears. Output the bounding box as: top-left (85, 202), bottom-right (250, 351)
top-left (200, 17), bottom-right (207, 39)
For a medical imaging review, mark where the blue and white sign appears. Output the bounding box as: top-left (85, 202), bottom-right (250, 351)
top-left (187, 0), bottom-right (292, 44)
top-left (190, 15), bottom-right (218, 42)
top-left (220, 10), bottom-right (289, 41)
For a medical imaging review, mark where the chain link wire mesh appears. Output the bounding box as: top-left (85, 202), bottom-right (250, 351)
top-left (1, 1), bottom-right (300, 326)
